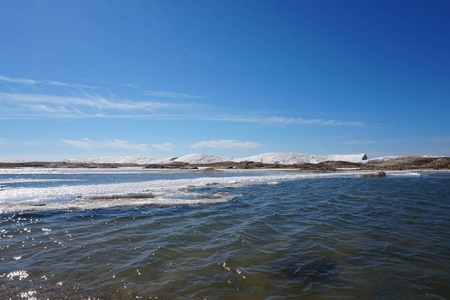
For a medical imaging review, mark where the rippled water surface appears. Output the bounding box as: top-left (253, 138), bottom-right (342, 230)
top-left (1, 172), bottom-right (449, 299)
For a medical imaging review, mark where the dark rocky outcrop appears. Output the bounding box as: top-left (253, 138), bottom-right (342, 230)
top-left (143, 162), bottom-right (190, 169)
top-left (193, 167), bottom-right (223, 173)
top-left (358, 171), bottom-right (386, 178)
top-left (363, 157), bottom-right (450, 170)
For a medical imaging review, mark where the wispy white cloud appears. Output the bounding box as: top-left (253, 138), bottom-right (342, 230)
top-left (124, 83), bottom-right (138, 88)
top-left (0, 92), bottom-right (180, 115)
top-left (0, 138), bottom-right (9, 145)
top-left (190, 140), bottom-right (264, 150)
top-left (0, 75), bottom-right (37, 85)
top-left (152, 142), bottom-right (175, 151)
top-left (61, 138), bottom-right (150, 152)
top-left (23, 104), bottom-right (69, 114)
top-left (146, 90), bottom-right (203, 99)
top-left (0, 91), bottom-right (365, 128)
top-left (0, 75), bottom-right (96, 89)
top-left (100, 114), bottom-right (365, 127)
top-left (212, 115), bottom-right (366, 127)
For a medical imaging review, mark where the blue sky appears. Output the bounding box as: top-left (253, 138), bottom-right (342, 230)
top-left (1, 0), bottom-right (449, 160)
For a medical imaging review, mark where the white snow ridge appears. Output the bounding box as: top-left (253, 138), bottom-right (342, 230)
top-left (174, 153), bottom-right (233, 164)
top-left (236, 153), bottom-right (367, 164)
top-left (64, 152), bottom-right (368, 165)
top-left (64, 155), bottom-right (176, 164)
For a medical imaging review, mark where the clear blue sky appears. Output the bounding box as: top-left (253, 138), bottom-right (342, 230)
top-left (1, 0), bottom-right (449, 160)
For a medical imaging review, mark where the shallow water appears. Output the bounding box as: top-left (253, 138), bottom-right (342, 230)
top-left (1, 171), bottom-right (449, 299)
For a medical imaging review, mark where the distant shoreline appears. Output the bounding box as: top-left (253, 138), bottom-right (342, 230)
top-left (0, 156), bottom-right (448, 172)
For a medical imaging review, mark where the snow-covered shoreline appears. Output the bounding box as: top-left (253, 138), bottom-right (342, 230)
top-left (2, 153), bottom-right (447, 170)
top-left (63, 152), bottom-right (369, 165)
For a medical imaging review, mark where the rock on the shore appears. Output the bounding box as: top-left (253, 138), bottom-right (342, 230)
top-left (358, 171), bottom-right (387, 178)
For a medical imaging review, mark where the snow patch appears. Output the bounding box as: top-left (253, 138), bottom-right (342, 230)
top-left (56, 152), bottom-right (368, 165)
top-left (64, 155), bottom-right (175, 164)
top-left (422, 154), bottom-right (444, 158)
top-left (0, 159), bottom-right (24, 163)
top-left (368, 156), bottom-right (404, 162)
top-left (235, 152), bottom-right (367, 164)
top-left (174, 153), bottom-right (233, 164)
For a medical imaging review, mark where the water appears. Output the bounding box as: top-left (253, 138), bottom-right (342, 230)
top-left (0, 169), bottom-right (449, 299)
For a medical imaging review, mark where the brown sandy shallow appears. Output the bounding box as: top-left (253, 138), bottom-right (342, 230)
top-left (0, 156), bottom-right (448, 172)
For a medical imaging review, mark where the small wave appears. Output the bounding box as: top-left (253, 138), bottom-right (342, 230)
top-left (386, 171), bottom-right (421, 177)
top-left (267, 181), bottom-right (280, 185)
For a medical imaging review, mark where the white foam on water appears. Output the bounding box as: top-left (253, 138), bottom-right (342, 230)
top-left (0, 178), bottom-right (84, 184)
top-left (0, 170), bottom-right (424, 214)
top-left (0, 171), bottom-right (352, 213)
top-left (385, 171), bottom-right (422, 177)
top-left (0, 167), bottom-right (174, 175)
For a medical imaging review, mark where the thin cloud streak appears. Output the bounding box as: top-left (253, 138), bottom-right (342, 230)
top-left (0, 92), bottom-right (180, 112)
top-left (23, 104), bottom-right (68, 114)
top-left (0, 92), bottom-right (365, 127)
top-left (0, 110), bottom-right (365, 128)
top-left (90, 113), bottom-right (365, 127)
top-left (124, 83), bottom-right (138, 88)
top-left (201, 115), bottom-right (366, 127)
top-left (0, 75), bottom-right (96, 89)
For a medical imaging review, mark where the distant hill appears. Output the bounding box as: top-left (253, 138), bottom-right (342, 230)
top-left (64, 152), bottom-right (368, 165)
